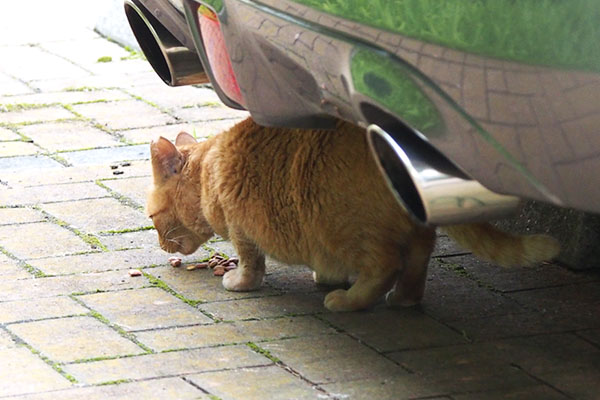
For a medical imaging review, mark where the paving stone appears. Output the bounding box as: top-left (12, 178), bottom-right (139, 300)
top-left (322, 376), bottom-right (445, 400)
top-left (490, 334), bottom-right (600, 376)
top-left (0, 73), bottom-right (34, 96)
top-left (397, 348), bottom-right (538, 393)
top-left (0, 126), bottom-right (19, 140)
top-left (64, 345), bottom-right (271, 384)
top-left (41, 198), bottom-right (149, 233)
top-left (0, 270), bottom-right (150, 302)
top-left (1, 89), bottom-right (129, 108)
top-left (18, 121), bottom-right (122, 152)
top-left (237, 316), bottom-right (335, 341)
top-left (0, 46), bottom-right (89, 82)
top-left (71, 100), bottom-right (175, 130)
top-left (1, 182), bottom-right (109, 206)
top-left (507, 281), bottom-right (600, 311)
top-left (0, 3), bottom-right (99, 47)
top-left (452, 385), bottom-right (570, 400)
top-left (577, 329), bottom-right (600, 347)
top-left (0, 155), bottom-right (63, 173)
top-left (200, 293), bottom-right (326, 321)
top-left (99, 229), bottom-right (159, 251)
top-left (172, 104), bottom-right (249, 122)
top-left (537, 368), bottom-right (600, 400)
top-left (41, 38), bottom-right (132, 71)
top-left (0, 141), bottom-right (42, 156)
top-left (127, 84), bottom-right (222, 111)
top-left (264, 264), bottom-right (322, 293)
top-left (8, 316), bottom-right (144, 362)
top-left (432, 234), bottom-right (469, 258)
top-left (0, 347), bottom-right (72, 396)
top-left (187, 365), bottom-right (321, 400)
top-left (10, 377), bottom-right (207, 400)
top-left (0, 106), bottom-right (75, 125)
top-left (101, 176), bottom-right (152, 207)
top-left (135, 316), bottom-right (334, 352)
top-left (2, 160), bottom-right (150, 187)
top-left (328, 364), bottom-right (536, 397)
top-left (59, 144), bottom-right (149, 166)
top-left (261, 334), bottom-right (408, 384)
top-left (29, 247), bottom-right (169, 275)
top-left (0, 296), bottom-right (88, 323)
top-left (0, 207), bottom-right (46, 225)
top-left (78, 287), bottom-right (213, 331)
top-left (420, 262), bottom-right (525, 322)
top-left (29, 70), bottom-right (161, 93)
top-left (321, 307), bottom-right (468, 352)
top-left (0, 252), bottom-right (30, 280)
top-left (445, 307), bottom-right (599, 341)
top-left (135, 322), bottom-right (247, 352)
top-left (120, 123), bottom-right (202, 144)
top-left (0, 222), bottom-right (92, 259)
top-left (442, 254), bottom-right (594, 293)
top-left (145, 265), bottom-right (279, 303)
top-left (90, 58), bottom-right (156, 77)
top-left (0, 329), bottom-right (18, 349)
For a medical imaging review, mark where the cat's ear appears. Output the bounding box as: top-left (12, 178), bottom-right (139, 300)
top-left (175, 131), bottom-right (197, 146)
top-left (150, 137), bottom-right (184, 184)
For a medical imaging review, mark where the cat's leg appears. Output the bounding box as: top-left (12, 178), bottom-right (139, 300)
top-left (312, 269), bottom-right (349, 286)
top-left (386, 234), bottom-right (435, 307)
top-left (323, 266), bottom-right (398, 312)
top-left (222, 229), bottom-right (265, 292)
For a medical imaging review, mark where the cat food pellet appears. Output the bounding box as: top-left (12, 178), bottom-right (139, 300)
top-left (224, 263), bottom-right (237, 271)
top-left (128, 269), bottom-right (142, 277)
top-left (213, 266), bottom-right (226, 276)
top-left (208, 259), bottom-right (219, 268)
top-left (168, 256), bottom-right (182, 267)
top-left (186, 262), bottom-right (209, 271)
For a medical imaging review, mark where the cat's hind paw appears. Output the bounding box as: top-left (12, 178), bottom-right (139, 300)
top-left (222, 268), bottom-right (263, 292)
top-left (385, 289), bottom-right (421, 308)
top-left (324, 289), bottom-right (357, 312)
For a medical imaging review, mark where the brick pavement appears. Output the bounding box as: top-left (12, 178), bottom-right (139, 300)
top-left (0, 2), bottom-right (599, 399)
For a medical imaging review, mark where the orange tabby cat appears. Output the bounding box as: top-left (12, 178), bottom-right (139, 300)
top-left (147, 117), bottom-right (559, 311)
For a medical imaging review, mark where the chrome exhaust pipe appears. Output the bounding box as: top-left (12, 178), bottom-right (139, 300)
top-left (367, 124), bottom-right (520, 225)
top-left (124, 0), bottom-right (208, 86)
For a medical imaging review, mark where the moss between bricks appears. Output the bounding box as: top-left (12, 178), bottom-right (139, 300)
top-left (95, 180), bottom-right (145, 212)
top-left (143, 273), bottom-right (207, 310)
top-left (246, 342), bottom-right (281, 363)
top-left (0, 245), bottom-right (46, 277)
top-left (25, 344), bottom-right (78, 383)
top-left (86, 309), bottom-right (154, 354)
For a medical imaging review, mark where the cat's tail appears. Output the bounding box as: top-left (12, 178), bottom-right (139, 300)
top-left (441, 223), bottom-right (560, 268)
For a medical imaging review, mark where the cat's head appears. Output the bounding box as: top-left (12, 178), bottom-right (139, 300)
top-left (147, 132), bottom-right (213, 255)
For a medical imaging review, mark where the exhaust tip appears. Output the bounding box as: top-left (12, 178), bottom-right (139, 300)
top-left (367, 124), bottom-right (520, 225)
top-left (124, 0), bottom-right (208, 86)
top-left (367, 125), bottom-right (428, 223)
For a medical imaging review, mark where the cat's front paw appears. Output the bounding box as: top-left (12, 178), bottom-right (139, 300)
top-left (324, 289), bottom-right (357, 312)
top-left (222, 268), bottom-right (263, 292)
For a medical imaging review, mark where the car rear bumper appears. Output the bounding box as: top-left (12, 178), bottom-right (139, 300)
top-left (128, 0), bottom-right (600, 215)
